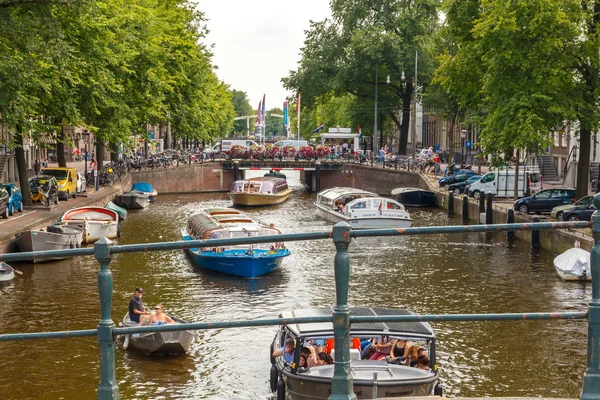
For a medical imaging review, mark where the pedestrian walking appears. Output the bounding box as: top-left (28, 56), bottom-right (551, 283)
top-left (379, 147), bottom-right (385, 167)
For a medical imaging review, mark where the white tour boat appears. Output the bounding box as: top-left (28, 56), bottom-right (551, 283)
top-left (315, 187), bottom-right (412, 229)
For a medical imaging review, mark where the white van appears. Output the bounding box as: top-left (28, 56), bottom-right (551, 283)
top-left (220, 139), bottom-right (259, 152)
top-left (273, 140), bottom-right (308, 149)
top-left (467, 167), bottom-right (542, 199)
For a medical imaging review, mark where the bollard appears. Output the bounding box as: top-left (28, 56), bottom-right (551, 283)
top-left (448, 192), bottom-right (454, 216)
top-left (581, 194), bottom-right (600, 399)
top-left (507, 209), bottom-right (515, 241)
top-left (330, 222), bottom-right (356, 400)
top-left (462, 197), bottom-right (469, 222)
top-left (478, 193), bottom-right (485, 224)
top-left (233, 160), bottom-right (240, 182)
top-left (315, 161), bottom-right (321, 193)
top-left (95, 238), bottom-right (119, 400)
top-left (531, 216), bottom-right (540, 251)
top-left (486, 192), bottom-right (493, 225)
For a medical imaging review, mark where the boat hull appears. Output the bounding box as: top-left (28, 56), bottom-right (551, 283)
top-left (119, 191), bottom-right (150, 209)
top-left (62, 220), bottom-right (118, 244)
top-left (0, 263), bottom-right (15, 282)
top-left (106, 201), bottom-right (128, 220)
top-left (121, 314), bottom-right (195, 356)
top-left (186, 248), bottom-right (289, 278)
top-left (316, 206), bottom-right (412, 229)
top-left (555, 265), bottom-right (591, 281)
top-left (14, 227), bottom-right (84, 262)
top-left (394, 190), bottom-right (436, 207)
top-left (229, 190), bottom-right (291, 206)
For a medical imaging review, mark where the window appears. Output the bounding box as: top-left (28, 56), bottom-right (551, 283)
top-left (534, 190), bottom-right (551, 199)
top-left (350, 201), bottom-right (366, 209)
top-left (552, 189), bottom-right (570, 198)
top-left (529, 173), bottom-right (540, 184)
top-left (481, 173), bottom-right (495, 183)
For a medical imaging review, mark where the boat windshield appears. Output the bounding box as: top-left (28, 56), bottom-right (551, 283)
top-left (230, 181), bottom-right (245, 192)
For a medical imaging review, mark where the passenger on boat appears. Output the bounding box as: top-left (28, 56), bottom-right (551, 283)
top-left (415, 355), bottom-right (430, 370)
top-left (386, 339), bottom-right (410, 364)
top-left (405, 344), bottom-right (421, 366)
top-left (418, 347), bottom-right (427, 358)
top-left (148, 304), bottom-right (174, 326)
top-left (369, 337), bottom-right (393, 360)
top-left (273, 338), bottom-right (295, 364)
top-left (128, 287), bottom-right (151, 325)
top-left (316, 352), bottom-right (333, 365)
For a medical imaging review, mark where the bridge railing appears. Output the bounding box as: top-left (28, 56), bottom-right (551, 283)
top-left (1, 207), bottom-right (600, 400)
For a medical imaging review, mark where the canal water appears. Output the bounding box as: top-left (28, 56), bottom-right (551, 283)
top-left (0, 174), bottom-right (591, 399)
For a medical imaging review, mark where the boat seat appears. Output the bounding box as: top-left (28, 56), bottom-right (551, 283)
top-left (330, 349), bottom-right (361, 361)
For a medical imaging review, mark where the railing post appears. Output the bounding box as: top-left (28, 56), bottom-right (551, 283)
top-left (448, 192), bottom-right (454, 216)
top-left (95, 238), bottom-right (119, 400)
top-left (330, 222), bottom-right (356, 400)
top-left (581, 194), bottom-right (600, 399)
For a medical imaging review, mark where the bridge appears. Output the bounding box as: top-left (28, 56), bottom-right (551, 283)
top-left (3, 196), bottom-right (600, 399)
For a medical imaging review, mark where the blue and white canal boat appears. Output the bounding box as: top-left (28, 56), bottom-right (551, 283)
top-left (131, 182), bottom-right (158, 201)
top-left (181, 208), bottom-right (290, 278)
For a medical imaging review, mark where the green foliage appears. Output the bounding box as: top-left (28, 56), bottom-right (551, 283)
top-left (231, 89), bottom-right (254, 135)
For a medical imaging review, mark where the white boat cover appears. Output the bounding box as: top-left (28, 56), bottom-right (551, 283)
top-left (553, 248), bottom-right (591, 277)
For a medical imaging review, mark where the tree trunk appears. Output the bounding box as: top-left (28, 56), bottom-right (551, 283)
top-left (399, 96), bottom-right (410, 154)
top-left (448, 118), bottom-right (456, 163)
top-left (57, 126), bottom-right (67, 168)
top-left (166, 120), bottom-right (172, 150)
top-left (15, 127), bottom-right (32, 206)
top-left (96, 139), bottom-right (105, 170)
top-left (110, 142), bottom-right (118, 163)
top-left (577, 127), bottom-right (591, 200)
top-left (513, 149), bottom-right (520, 201)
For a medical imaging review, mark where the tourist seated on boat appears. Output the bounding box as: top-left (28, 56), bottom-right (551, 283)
top-left (418, 347), bottom-right (427, 358)
top-left (316, 352), bottom-right (333, 366)
top-left (148, 304), bottom-right (174, 326)
top-left (386, 339), bottom-right (411, 364)
top-left (267, 246), bottom-right (277, 254)
top-left (273, 338), bottom-right (295, 364)
top-left (415, 355), bottom-right (430, 370)
top-left (369, 336), bottom-right (393, 360)
top-left (128, 287), bottom-right (151, 325)
top-left (301, 345), bottom-right (318, 368)
top-left (405, 344), bottom-right (421, 366)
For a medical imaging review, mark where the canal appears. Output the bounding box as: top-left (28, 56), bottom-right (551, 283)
top-left (0, 175), bottom-right (590, 399)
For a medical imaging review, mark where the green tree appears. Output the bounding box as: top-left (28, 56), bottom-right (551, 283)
top-left (231, 89), bottom-right (254, 136)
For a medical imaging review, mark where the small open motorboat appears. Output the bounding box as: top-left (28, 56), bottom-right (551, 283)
top-left (270, 307), bottom-right (442, 399)
top-left (315, 187), bottom-right (412, 229)
top-left (118, 190), bottom-right (150, 209)
top-left (13, 225), bottom-right (84, 262)
top-left (0, 262), bottom-right (15, 282)
top-left (554, 247), bottom-right (591, 281)
top-left (119, 312), bottom-right (197, 356)
top-left (131, 182), bottom-right (158, 201)
top-left (60, 206), bottom-right (119, 244)
top-left (391, 187), bottom-right (436, 207)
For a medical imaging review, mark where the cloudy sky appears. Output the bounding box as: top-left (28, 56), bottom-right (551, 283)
top-left (199, 0), bottom-right (331, 112)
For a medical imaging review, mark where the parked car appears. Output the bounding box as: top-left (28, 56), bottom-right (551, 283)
top-left (439, 171), bottom-right (478, 188)
top-left (0, 184), bottom-right (9, 219)
top-left (448, 175), bottom-right (481, 195)
top-left (76, 172), bottom-right (87, 193)
top-left (551, 196), bottom-right (593, 221)
top-left (562, 203), bottom-right (596, 221)
top-left (514, 188), bottom-right (576, 214)
top-left (29, 175), bottom-right (59, 206)
top-left (3, 183), bottom-right (23, 215)
top-left (39, 167), bottom-right (78, 200)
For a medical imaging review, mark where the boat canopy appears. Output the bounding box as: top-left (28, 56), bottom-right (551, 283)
top-left (280, 308), bottom-right (434, 339)
top-left (230, 177), bottom-right (288, 194)
top-left (131, 182), bottom-right (155, 193)
top-left (317, 187), bottom-right (377, 202)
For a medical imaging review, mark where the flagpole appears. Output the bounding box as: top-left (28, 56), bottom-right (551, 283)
top-left (297, 93), bottom-right (301, 150)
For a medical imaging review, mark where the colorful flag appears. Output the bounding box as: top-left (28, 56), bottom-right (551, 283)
top-left (358, 124), bottom-right (362, 138)
top-left (283, 101), bottom-right (289, 127)
top-left (312, 124), bottom-right (324, 133)
top-left (257, 101), bottom-right (262, 125)
top-left (297, 93), bottom-right (301, 130)
top-left (261, 94), bottom-right (266, 126)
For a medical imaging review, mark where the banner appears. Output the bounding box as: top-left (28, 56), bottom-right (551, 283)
top-left (261, 94), bottom-right (266, 126)
top-left (283, 101), bottom-right (289, 128)
top-left (257, 101), bottom-right (262, 125)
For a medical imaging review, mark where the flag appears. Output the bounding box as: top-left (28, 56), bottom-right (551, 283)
top-left (283, 101), bottom-right (289, 127)
top-left (312, 124), bottom-right (324, 133)
top-left (297, 93), bottom-right (301, 131)
top-left (261, 94), bottom-right (266, 126)
top-left (358, 124), bottom-right (362, 139)
top-left (257, 101), bottom-right (262, 125)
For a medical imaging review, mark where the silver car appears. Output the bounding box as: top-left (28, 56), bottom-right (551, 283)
top-left (551, 195), bottom-right (592, 220)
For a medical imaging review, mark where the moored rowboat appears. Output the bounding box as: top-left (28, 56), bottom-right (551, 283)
top-left (60, 207), bottom-right (119, 244)
top-left (0, 262), bottom-right (15, 282)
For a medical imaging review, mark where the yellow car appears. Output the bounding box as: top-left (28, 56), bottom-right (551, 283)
top-left (39, 167), bottom-right (78, 200)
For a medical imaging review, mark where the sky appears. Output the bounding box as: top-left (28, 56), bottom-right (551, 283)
top-left (198, 0), bottom-right (332, 113)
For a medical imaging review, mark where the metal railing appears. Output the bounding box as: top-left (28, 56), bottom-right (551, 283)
top-left (2, 208), bottom-right (600, 400)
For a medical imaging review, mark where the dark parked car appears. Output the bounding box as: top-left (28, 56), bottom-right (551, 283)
top-left (514, 188), bottom-right (576, 214)
top-left (562, 203), bottom-right (596, 221)
top-left (448, 175), bottom-right (481, 195)
top-left (0, 184), bottom-right (9, 219)
top-left (28, 175), bottom-right (59, 206)
top-left (3, 183), bottom-right (23, 215)
top-left (439, 171), bottom-right (478, 188)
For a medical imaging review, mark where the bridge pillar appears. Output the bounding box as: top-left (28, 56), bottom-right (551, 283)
top-left (304, 171), bottom-right (313, 192)
top-left (330, 222), bottom-right (356, 400)
top-left (582, 194), bottom-right (600, 399)
top-left (233, 160), bottom-right (240, 181)
top-left (95, 238), bottom-right (120, 400)
top-left (315, 161), bottom-right (321, 192)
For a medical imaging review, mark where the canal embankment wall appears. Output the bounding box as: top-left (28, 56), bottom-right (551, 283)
top-left (131, 162), bottom-right (591, 255)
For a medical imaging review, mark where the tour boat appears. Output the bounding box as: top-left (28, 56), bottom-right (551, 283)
top-left (554, 247), bottom-right (591, 281)
top-left (0, 262), bottom-right (15, 282)
top-left (118, 190), bottom-right (150, 209)
top-left (315, 187), bottom-right (412, 229)
top-left (391, 187), bottom-right (436, 207)
top-left (119, 312), bottom-right (197, 356)
top-left (228, 177), bottom-right (292, 206)
top-left (131, 182), bottom-right (157, 201)
top-left (269, 307), bottom-right (442, 399)
top-left (181, 208), bottom-right (290, 278)
top-left (60, 206), bottom-right (119, 244)
top-left (13, 225), bottom-right (84, 262)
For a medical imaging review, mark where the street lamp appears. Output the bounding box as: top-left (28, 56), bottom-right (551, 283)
top-left (461, 129), bottom-right (467, 165)
top-left (82, 129), bottom-right (89, 179)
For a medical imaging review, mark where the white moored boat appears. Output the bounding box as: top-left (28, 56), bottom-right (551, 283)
top-left (0, 262), bottom-right (15, 282)
top-left (315, 187), bottom-right (412, 229)
top-left (60, 206), bottom-right (119, 244)
top-left (554, 247), bottom-right (591, 281)
top-left (13, 225), bottom-right (84, 262)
